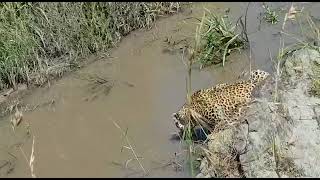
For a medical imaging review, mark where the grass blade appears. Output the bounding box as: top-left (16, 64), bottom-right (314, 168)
top-left (222, 34), bottom-right (239, 66)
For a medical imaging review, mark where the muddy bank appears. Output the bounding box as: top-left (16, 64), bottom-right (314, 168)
top-left (197, 47), bottom-right (320, 178)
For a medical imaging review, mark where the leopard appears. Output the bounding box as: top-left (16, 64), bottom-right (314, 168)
top-left (173, 69), bottom-right (270, 138)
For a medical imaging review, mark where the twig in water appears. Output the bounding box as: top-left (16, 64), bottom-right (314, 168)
top-left (11, 111), bottom-right (37, 178)
top-left (112, 120), bottom-right (147, 175)
top-left (30, 136), bottom-right (36, 178)
top-left (17, 137), bottom-right (36, 178)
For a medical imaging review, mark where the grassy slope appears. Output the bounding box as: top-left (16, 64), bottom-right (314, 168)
top-left (0, 2), bottom-right (181, 90)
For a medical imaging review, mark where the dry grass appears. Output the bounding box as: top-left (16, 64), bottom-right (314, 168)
top-left (29, 136), bottom-right (36, 178)
top-left (199, 128), bottom-right (245, 178)
top-left (310, 61), bottom-right (320, 97)
top-left (112, 120), bottom-right (147, 176)
top-left (0, 2), bottom-right (181, 90)
top-left (18, 136), bottom-right (36, 178)
top-left (10, 107), bottom-right (37, 178)
top-left (271, 134), bottom-right (304, 177)
top-left (276, 154), bottom-right (304, 177)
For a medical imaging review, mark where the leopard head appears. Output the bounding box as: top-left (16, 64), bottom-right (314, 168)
top-left (172, 105), bottom-right (189, 131)
top-left (250, 69), bottom-right (270, 86)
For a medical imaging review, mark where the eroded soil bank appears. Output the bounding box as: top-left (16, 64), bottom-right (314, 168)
top-left (0, 2), bottom-right (319, 178)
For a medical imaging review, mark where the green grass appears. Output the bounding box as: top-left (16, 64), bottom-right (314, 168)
top-left (195, 8), bottom-right (245, 68)
top-left (181, 120), bottom-right (195, 177)
top-left (262, 4), bottom-right (279, 25)
top-left (0, 2), bottom-right (181, 90)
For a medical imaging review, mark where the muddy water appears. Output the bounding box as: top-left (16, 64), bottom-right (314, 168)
top-left (1, 2), bottom-right (320, 178)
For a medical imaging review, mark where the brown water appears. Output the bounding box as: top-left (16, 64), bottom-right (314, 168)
top-left (0, 2), bottom-right (319, 178)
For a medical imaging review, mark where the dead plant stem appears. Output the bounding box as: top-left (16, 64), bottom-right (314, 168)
top-left (113, 121), bottom-right (147, 175)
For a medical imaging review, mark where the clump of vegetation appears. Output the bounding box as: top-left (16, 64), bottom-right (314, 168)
top-left (277, 155), bottom-right (305, 177)
top-left (0, 2), bottom-right (181, 90)
top-left (262, 4), bottom-right (279, 25)
top-left (272, 139), bottom-right (305, 178)
top-left (310, 61), bottom-right (320, 97)
top-left (311, 78), bottom-right (320, 96)
top-left (196, 9), bottom-right (246, 68)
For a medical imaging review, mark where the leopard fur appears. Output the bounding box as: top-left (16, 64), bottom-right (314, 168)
top-left (173, 69), bottom-right (270, 132)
